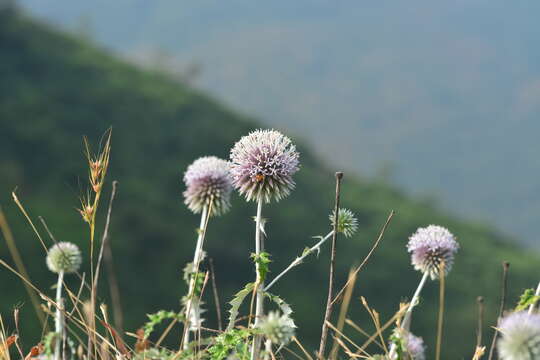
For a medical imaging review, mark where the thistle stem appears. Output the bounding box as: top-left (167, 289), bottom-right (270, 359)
top-left (487, 261), bottom-right (509, 360)
top-left (388, 271), bottom-right (429, 359)
top-left (264, 231), bottom-right (334, 292)
top-left (528, 281), bottom-right (540, 314)
top-left (435, 264), bottom-right (446, 360)
top-left (54, 271), bottom-right (64, 360)
top-left (251, 197), bottom-right (264, 360)
top-left (402, 272), bottom-right (429, 331)
top-left (183, 205), bottom-right (209, 350)
top-left (318, 172), bottom-right (343, 359)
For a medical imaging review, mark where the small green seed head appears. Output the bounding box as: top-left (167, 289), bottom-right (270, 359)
top-left (330, 208), bottom-right (358, 238)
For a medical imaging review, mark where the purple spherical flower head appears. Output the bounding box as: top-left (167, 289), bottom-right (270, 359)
top-left (389, 329), bottom-right (426, 360)
top-left (183, 156), bottom-right (232, 216)
top-left (230, 129), bottom-right (300, 203)
top-left (405, 332), bottom-right (426, 360)
top-left (407, 225), bottom-right (459, 280)
top-left (498, 312), bottom-right (540, 360)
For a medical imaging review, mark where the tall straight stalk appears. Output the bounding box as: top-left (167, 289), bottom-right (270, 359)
top-left (435, 264), bottom-right (446, 360)
top-left (388, 271), bottom-right (429, 359)
top-left (183, 205), bottom-right (209, 350)
top-left (402, 272), bottom-right (429, 331)
top-left (54, 271), bottom-right (65, 360)
top-left (251, 198), bottom-right (264, 360)
top-left (318, 172), bottom-right (343, 359)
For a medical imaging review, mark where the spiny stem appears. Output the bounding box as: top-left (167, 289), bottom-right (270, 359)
top-left (528, 281), bottom-right (540, 314)
top-left (251, 197), bottom-right (264, 360)
top-left (264, 231), bottom-right (334, 292)
top-left (487, 261), bottom-right (510, 360)
top-left (318, 171), bottom-right (343, 359)
top-left (54, 271), bottom-right (64, 360)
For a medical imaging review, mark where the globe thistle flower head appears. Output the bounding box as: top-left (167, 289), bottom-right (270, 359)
top-left (257, 311), bottom-right (296, 346)
top-left (183, 156), bottom-right (233, 216)
top-left (407, 225), bottom-right (459, 280)
top-left (46, 242), bottom-right (82, 274)
top-left (330, 208), bottom-right (358, 238)
top-left (230, 129), bottom-right (299, 203)
top-left (498, 312), bottom-right (540, 360)
top-left (390, 329), bottom-right (426, 360)
top-left (404, 332), bottom-right (426, 360)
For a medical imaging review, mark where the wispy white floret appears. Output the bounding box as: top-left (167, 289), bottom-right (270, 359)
top-left (498, 312), bottom-right (540, 360)
top-left (46, 242), bottom-right (82, 274)
top-left (405, 332), bottom-right (426, 360)
top-left (230, 129), bottom-right (299, 203)
top-left (183, 156), bottom-right (233, 216)
top-left (390, 329), bottom-right (426, 360)
top-left (330, 208), bottom-right (358, 238)
top-left (407, 225), bottom-right (459, 280)
top-left (257, 311), bottom-right (296, 346)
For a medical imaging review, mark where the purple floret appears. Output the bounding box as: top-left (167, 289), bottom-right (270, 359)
top-left (183, 156), bottom-right (232, 216)
top-left (230, 129), bottom-right (299, 203)
top-left (407, 225), bottom-right (459, 279)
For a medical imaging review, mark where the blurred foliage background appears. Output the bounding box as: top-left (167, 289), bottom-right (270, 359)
top-left (1, 4), bottom-right (539, 359)
top-left (15, 0), bottom-right (540, 246)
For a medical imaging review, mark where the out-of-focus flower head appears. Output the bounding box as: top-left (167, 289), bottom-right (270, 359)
top-left (407, 225), bottom-right (459, 280)
top-left (46, 242), bottom-right (82, 274)
top-left (183, 156), bottom-right (232, 216)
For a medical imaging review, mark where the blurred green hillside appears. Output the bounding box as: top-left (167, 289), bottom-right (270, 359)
top-left (1, 7), bottom-right (539, 359)
top-left (17, 0), bottom-right (540, 246)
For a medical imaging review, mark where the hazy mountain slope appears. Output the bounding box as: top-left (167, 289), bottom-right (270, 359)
top-left (16, 0), bottom-right (540, 245)
top-left (1, 8), bottom-right (539, 358)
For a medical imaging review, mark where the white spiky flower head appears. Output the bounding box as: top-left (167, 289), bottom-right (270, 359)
top-left (330, 208), bottom-right (358, 238)
top-left (498, 312), bottom-right (540, 360)
top-left (257, 311), bottom-right (296, 346)
top-left (407, 225), bottom-right (459, 280)
top-left (230, 129), bottom-right (300, 203)
top-left (46, 242), bottom-right (82, 274)
top-left (183, 156), bottom-right (233, 216)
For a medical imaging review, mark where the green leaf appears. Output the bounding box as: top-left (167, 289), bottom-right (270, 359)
top-left (207, 329), bottom-right (252, 360)
top-left (515, 288), bottom-right (540, 311)
top-left (251, 251), bottom-right (272, 282)
top-left (227, 282), bottom-right (255, 331)
top-left (389, 331), bottom-right (405, 360)
top-left (143, 310), bottom-right (182, 338)
top-left (264, 291), bottom-right (297, 328)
